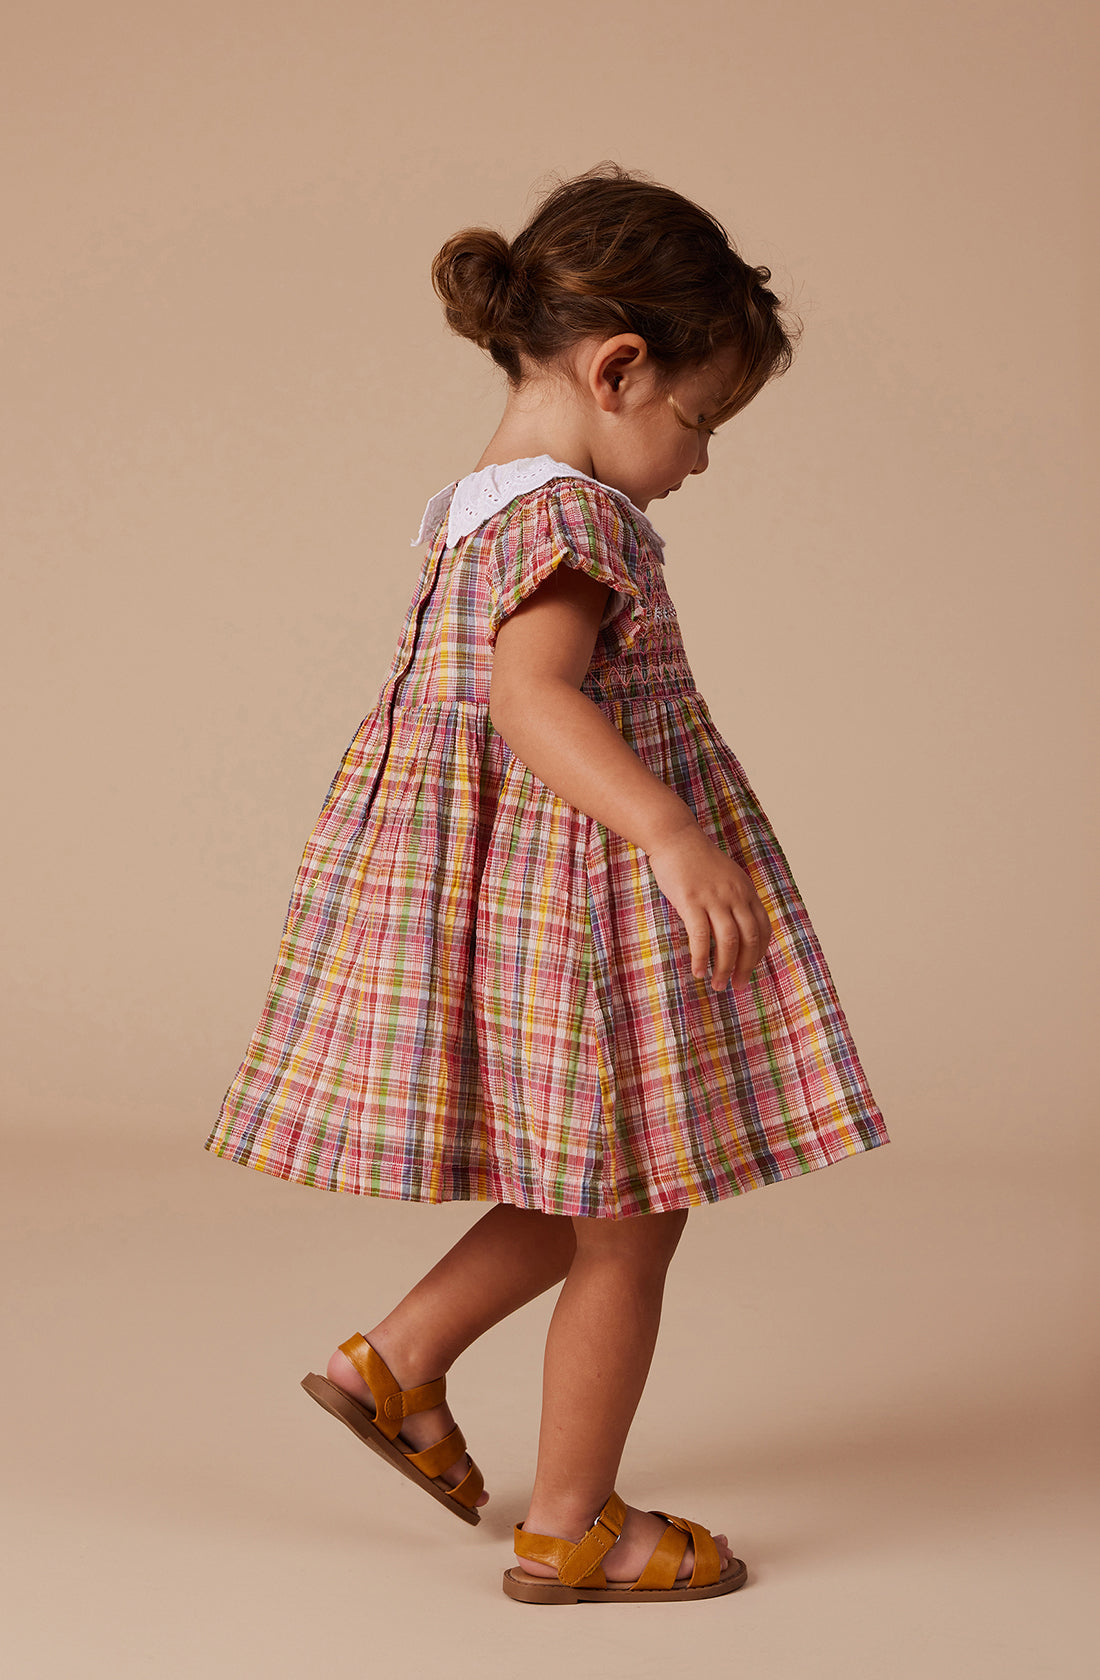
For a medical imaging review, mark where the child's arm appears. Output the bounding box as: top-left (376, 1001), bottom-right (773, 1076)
top-left (489, 566), bottom-right (772, 991)
top-left (490, 564), bottom-right (698, 855)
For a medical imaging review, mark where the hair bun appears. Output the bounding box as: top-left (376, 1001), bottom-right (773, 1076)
top-left (431, 228), bottom-right (519, 350)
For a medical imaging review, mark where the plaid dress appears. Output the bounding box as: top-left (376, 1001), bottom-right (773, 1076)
top-left (204, 456), bottom-right (890, 1217)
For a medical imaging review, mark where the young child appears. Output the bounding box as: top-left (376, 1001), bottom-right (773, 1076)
top-left (205, 162), bottom-right (890, 1606)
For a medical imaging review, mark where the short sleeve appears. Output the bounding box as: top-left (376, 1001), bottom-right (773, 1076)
top-left (485, 481), bottom-right (650, 653)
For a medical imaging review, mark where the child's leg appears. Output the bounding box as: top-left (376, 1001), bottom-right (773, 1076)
top-left (325, 1204), bottom-right (576, 1504)
top-left (360, 1204), bottom-right (576, 1375)
top-left (519, 1208), bottom-right (737, 1581)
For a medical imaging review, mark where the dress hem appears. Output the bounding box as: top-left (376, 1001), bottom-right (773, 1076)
top-left (202, 1128), bottom-right (891, 1218)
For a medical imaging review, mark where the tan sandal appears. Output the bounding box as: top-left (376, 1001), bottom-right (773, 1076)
top-left (502, 1489), bottom-right (747, 1603)
top-left (300, 1332), bottom-right (484, 1525)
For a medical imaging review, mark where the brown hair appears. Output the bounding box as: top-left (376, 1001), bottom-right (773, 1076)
top-left (431, 162), bottom-right (801, 431)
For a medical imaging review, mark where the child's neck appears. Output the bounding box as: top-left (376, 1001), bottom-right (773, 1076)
top-left (473, 408), bottom-right (593, 480)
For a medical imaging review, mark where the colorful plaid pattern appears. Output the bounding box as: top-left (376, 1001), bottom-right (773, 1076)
top-left (204, 477), bottom-right (890, 1216)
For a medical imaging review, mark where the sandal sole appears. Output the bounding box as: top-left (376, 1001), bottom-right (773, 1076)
top-left (301, 1371), bottom-right (481, 1525)
top-left (501, 1557), bottom-right (747, 1604)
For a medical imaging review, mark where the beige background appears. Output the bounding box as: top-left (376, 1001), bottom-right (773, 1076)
top-left (3, 1), bottom-right (1095, 1674)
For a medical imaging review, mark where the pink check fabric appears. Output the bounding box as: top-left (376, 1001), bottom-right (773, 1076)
top-left (205, 469), bottom-right (889, 1216)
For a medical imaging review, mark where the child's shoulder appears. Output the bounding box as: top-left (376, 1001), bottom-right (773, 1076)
top-left (492, 468), bottom-right (666, 564)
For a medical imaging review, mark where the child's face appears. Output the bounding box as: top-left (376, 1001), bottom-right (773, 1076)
top-left (600, 342), bottom-right (744, 512)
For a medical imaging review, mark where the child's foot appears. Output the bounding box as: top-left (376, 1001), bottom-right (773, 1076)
top-left (325, 1346), bottom-right (490, 1509)
top-left (518, 1499), bottom-right (736, 1582)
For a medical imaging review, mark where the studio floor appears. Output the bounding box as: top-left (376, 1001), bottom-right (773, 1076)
top-left (2, 1124), bottom-right (1091, 1680)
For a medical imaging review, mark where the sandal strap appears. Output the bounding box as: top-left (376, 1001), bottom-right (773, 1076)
top-left (386, 1377), bottom-right (447, 1418)
top-left (513, 1490), bottom-right (626, 1589)
top-left (447, 1457), bottom-right (485, 1510)
top-left (646, 1510), bottom-right (722, 1588)
top-left (338, 1333), bottom-right (446, 1441)
top-left (404, 1423), bottom-right (466, 1480)
top-left (514, 1526), bottom-right (605, 1584)
top-left (631, 1516), bottom-right (690, 1590)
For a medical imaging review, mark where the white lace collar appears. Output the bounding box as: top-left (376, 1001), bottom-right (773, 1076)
top-left (410, 454), bottom-right (667, 555)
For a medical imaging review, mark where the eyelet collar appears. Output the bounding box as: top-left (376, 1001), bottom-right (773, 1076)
top-left (411, 454), bottom-right (667, 555)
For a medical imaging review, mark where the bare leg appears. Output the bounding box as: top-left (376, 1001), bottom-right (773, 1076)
top-left (326, 1204), bottom-right (577, 1505)
top-left (519, 1208), bottom-right (736, 1581)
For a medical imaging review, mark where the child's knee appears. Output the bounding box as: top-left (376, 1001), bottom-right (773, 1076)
top-left (571, 1205), bottom-right (688, 1266)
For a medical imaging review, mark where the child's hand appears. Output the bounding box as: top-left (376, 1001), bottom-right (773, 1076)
top-left (644, 825), bottom-right (773, 992)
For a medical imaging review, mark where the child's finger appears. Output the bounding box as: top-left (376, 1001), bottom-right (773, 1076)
top-left (684, 909), bottom-right (715, 980)
top-left (708, 911), bottom-right (743, 991)
top-left (729, 905), bottom-right (765, 987)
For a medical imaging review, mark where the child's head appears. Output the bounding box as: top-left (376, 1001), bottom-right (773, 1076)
top-left (432, 162), bottom-right (800, 442)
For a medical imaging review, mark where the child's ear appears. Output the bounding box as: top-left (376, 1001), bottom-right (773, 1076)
top-left (589, 334), bottom-right (648, 412)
